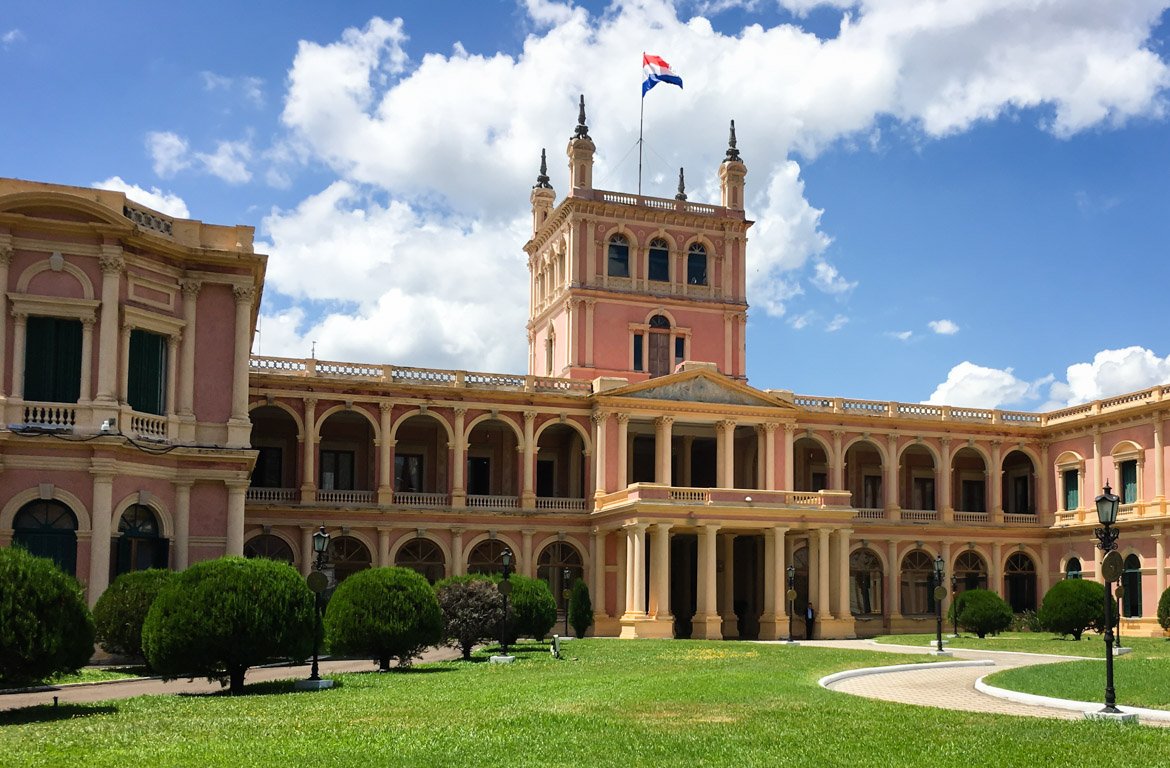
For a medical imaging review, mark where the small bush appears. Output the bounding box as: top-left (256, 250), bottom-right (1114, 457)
top-left (142, 557), bottom-right (314, 694)
top-left (953, 589), bottom-right (1013, 638)
top-left (1158, 586), bottom-right (1170, 632)
top-left (508, 575), bottom-right (557, 642)
top-left (1009, 609), bottom-right (1042, 633)
top-left (325, 567), bottom-right (442, 670)
top-left (93, 569), bottom-right (173, 661)
top-left (1038, 579), bottom-right (1105, 640)
top-left (0, 547), bottom-right (94, 687)
top-left (568, 579), bottom-right (593, 638)
top-left (435, 575), bottom-right (504, 660)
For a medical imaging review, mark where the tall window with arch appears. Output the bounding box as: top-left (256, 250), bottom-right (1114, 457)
top-left (13, 499), bottom-right (78, 575)
top-left (849, 548), bottom-right (883, 616)
top-left (1003, 552), bottom-right (1037, 612)
top-left (686, 243), bottom-right (707, 285)
top-left (648, 238), bottom-right (670, 283)
top-left (114, 504), bottom-right (169, 576)
top-left (1064, 557), bottom-right (1082, 579)
top-left (536, 541), bottom-right (584, 613)
top-left (607, 234), bottom-right (630, 278)
top-left (1122, 554), bottom-right (1142, 617)
top-left (900, 551), bottom-right (937, 615)
top-left (647, 314), bottom-right (672, 378)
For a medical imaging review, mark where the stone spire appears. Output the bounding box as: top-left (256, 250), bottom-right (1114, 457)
top-left (723, 119), bottom-right (742, 163)
top-left (675, 167), bottom-right (687, 201)
top-left (567, 94), bottom-right (596, 191)
top-left (573, 94), bottom-right (591, 140)
top-left (534, 148), bottom-right (552, 189)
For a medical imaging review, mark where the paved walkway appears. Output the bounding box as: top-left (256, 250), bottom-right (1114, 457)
top-left (0, 646), bottom-right (461, 711)
top-left (803, 639), bottom-right (1164, 724)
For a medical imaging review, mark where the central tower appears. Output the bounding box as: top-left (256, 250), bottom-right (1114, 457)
top-left (525, 98), bottom-right (752, 382)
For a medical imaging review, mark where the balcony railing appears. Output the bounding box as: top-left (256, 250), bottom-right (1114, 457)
top-left (247, 487), bottom-right (299, 503)
top-left (393, 492), bottom-right (450, 507)
top-left (467, 494), bottom-right (520, 510)
top-left (535, 497), bottom-right (587, 512)
top-left (953, 511), bottom-right (988, 523)
top-left (854, 508), bottom-right (886, 520)
top-left (900, 509), bottom-right (938, 522)
top-left (317, 489), bottom-right (376, 505)
top-left (1004, 513), bottom-right (1040, 526)
top-left (595, 484), bottom-right (853, 510)
top-left (19, 402), bottom-right (77, 430)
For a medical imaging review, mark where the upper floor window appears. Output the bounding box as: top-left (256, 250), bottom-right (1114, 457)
top-left (1062, 469), bottom-right (1079, 510)
top-left (1120, 459), bottom-right (1138, 504)
top-left (648, 239), bottom-right (670, 282)
top-left (321, 450), bottom-right (355, 491)
top-left (687, 243), bottom-right (708, 285)
top-left (128, 329), bottom-right (167, 415)
top-left (647, 315), bottom-right (671, 378)
top-left (607, 235), bottom-right (630, 278)
top-left (25, 316), bottom-right (82, 403)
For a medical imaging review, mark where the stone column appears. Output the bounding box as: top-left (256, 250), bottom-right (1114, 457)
top-left (783, 424), bottom-right (796, 490)
top-left (887, 539), bottom-right (902, 620)
top-left (719, 533), bottom-right (737, 637)
top-left (655, 416), bottom-right (673, 485)
top-left (230, 286), bottom-right (255, 425)
top-left (95, 248), bottom-right (123, 404)
top-left (452, 407), bottom-right (467, 507)
top-left (10, 312), bottom-right (26, 399)
top-left (759, 526), bottom-right (790, 640)
top-left (693, 524), bottom-right (722, 639)
top-left (592, 412), bottom-right (608, 496)
top-left (178, 279), bottom-right (200, 427)
top-left (378, 528), bottom-right (392, 568)
top-left (1154, 528), bottom-right (1166, 599)
top-left (522, 411), bottom-right (537, 507)
top-left (88, 469), bottom-right (115, 605)
top-left (1092, 429), bottom-right (1103, 496)
top-left (616, 413), bottom-right (629, 489)
top-left (836, 528), bottom-right (852, 624)
top-left (615, 530), bottom-right (627, 622)
top-left (592, 529), bottom-right (607, 624)
top-left (1039, 545), bottom-right (1051, 598)
top-left (300, 526), bottom-right (315, 577)
top-left (173, 481), bottom-right (191, 570)
top-left (378, 403), bottom-right (394, 504)
top-left (817, 528), bottom-right (832, 622)
top-left (79, 318), bottom-right (95, 402)
top-left (716, 419), bottom-right (735, 488)
top-left (1038, 443), bottom-right (1050, 519)
top-left (521, 529), bottom-right (535, 578)
top-left (756, 425), bottom-right (767, 490)
top-left (584, 299), bottom-right (596, 367)
top-left (165, 336), bottom-right (179, 420)
top-left (0, 243), bottom-right (11, 397)
top-left (649, 523), bottom-right (672, 621)
top-left (886, 434), bottom-right (899, 514)
top-left (940, 438), bottom-right (953, 521)
top-left (990, 441), bottom-right (1003, 523)
top-left (991, 542), bottom-right (1003, 598)
top-left (301, 398), bottom-right (317, 502)
top-left (225, 479), bottom-right (247, 556)
top-left (623, 524), bottom-right (647, 618)
top-left (764, 423), bottom-right (778, 490)
top-left (831, 431), bottom-right (844, 491)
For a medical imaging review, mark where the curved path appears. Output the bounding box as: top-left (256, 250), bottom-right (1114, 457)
top-left (804, 639), bottom-right (1164, 724)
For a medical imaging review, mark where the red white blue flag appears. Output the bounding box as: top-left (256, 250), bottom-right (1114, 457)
top-left (642, 53), bottom-right (683, 96)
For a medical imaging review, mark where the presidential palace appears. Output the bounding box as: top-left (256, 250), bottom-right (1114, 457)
top-left (1, 103), bottom-right (1166, 640)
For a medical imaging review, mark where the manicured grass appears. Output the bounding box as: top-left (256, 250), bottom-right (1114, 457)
top-left (48, 667), bottom-right (148, 686)
top-left (986, 658), bottom-right (1170, 711)
top-left (876, 631), bottom-right (1170, 658)
top-left (3, 640), bottom-right (1168, 767)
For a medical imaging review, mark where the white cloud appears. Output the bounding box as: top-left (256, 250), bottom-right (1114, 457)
top-left (195, 140), bottom-right (253, 184)
top-left (826, 314), bottom-right (849, 332)
top-left (888, 330), bottom-right (912, 341)
top-left (255, 4), bottom-right (1170, 366)
top-left (928, 318), bottom-right (959, 335)
top-left (92, 176), bottom-right (190, 218)
top-left (2, 28), bottom-right (24, 47)
top-left (789, 312), bottom-right (813, 330)
top-left (147, 131), bottom-right (191, 177)
top-left (201, 71), bottom-right (265, 107)
top-left (926, 361), bottom-right (1041, 409)
top-left (1046, 346), bottom-right (1170, 407)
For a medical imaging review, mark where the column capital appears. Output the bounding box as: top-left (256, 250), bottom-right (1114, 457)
top-left (303, 396), bottom-right (318, 409)
top-left (656, 415), bottom-right (674, 428)
top-left (763, 422), bottom-right (779, 434)
top-left (653, 521), bottom-right (673, 532)
top-left (453, 406), bottom-right (467, 417)
top-left (831, 429), bottom-right (845, 440)
top-left (615, 412), bottom-right (630, 425)
top-left (717, 419), bottom-right (736, 432)
top-left (233, 285), bottom-right (257, 304)
top-left (940, 437), bottom-right (952, 448)
top-left (180, 278), bottom-right (203, 297)
top-left (591, 411), bottom-right (608, 426)
top-left (379, 401), bottom-right (392, 413)
top-left (99, 251), bottom-right (125, 275)
top-left (0, 244), bottom-right (12, 266)
top-left (523, 410), bottom-right (537, 424)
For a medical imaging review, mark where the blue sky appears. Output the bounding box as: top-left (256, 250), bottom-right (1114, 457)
top-left (3, 1), bottom-right (1169, 410)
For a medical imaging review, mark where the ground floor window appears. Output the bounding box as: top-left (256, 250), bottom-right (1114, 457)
top-left (467, 539), bottom-right (511, 576)
top-left (537, 541), bottom-right (584, 612)
top-left (1003, 553), bottom-right (1036, 612)
top-left (900, 550), bottom-right (937, 615)
top-left (13, 499), bottom-right (78, 575)
top-left (329, 536), bottom-right (371, 583)
top-left (850, 548), bottom-right (883, 615)
top-left (395, 538), bottom-right (446, 584)
top-left (1065, 557), bottom-right (1082, 579)
top-left (114, 504), bottom-right (168, 576)
top-left (954, 551), bottom-right (988, 592)
top-left (1122, 554), bottom-right (1142, 617)
top-left (244, 534), bottom-right (295, 563)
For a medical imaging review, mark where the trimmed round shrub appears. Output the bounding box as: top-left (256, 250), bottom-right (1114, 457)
top-left (952, 589), bottom-right (1013, 638)
top-left (142, 557), bottom-right (314, 694)
top-left (568, 579), bottom-right (593, 639)
top-left (0, 546), bottom-right (94, 686)
top-left (1158, 585), bottom-right (1170, 632)
top-left (93, 569), bottom-right (173, 661)
top-left (435, 575), bottom-right (504, 660)
top-left (325, 567), bottom-right (442, 670)
top-left (508, 574), bottom-right (557, 642)
top-left (1038, 578), bottom-right (1105, 640)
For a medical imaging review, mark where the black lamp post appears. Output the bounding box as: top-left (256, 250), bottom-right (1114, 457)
top-left (499, 548), bottom-right (513, 656)
top-left (786, 564), bottom-right (796, 641)
top-left (1094, 483), bottom-right (1121, 715)
top-left (308, 524), bottom-right (330, 681)
top-left (950, 574), bottom-right (958, 637)
top-left (933, 555), bottom-right (945, 653)
top-left (563, 567), bottom-right (572, 636)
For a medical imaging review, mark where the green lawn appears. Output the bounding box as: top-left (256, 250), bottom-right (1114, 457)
top-left (875, 631), bottom-right (1170, 658)
top-left (3, 640), bottom-right (1168, 767)
top-left (47, 667), bottom-right (148, 686)
top-left (986, 658), bottom-right (1170, 711)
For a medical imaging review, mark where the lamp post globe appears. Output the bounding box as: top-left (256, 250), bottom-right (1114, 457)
top-left (1093, 483), bottom-right (1122, 715)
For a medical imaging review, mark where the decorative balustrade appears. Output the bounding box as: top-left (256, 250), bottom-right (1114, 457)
top-left (593, 190), bottom-right (723, 217)
top-left (1003, 513), bottom-right (1040, 525)
top-left (595, 484), bottom-right (853, 510)
top-left (246, 487), bottom-right (299, 503)
top-left (953, 511), bottom-right (989, 523)
top-left (467, 495), bottom-right (520, 510)
top-left (900, 509), bottom-right (938, 522)
top-left (394, 492), bottom-right (450, 507)
top-left (854, 508), bottom-right (886, 520)
top-left (317, 489), bottom-right (376, 505)
top-left (535, 497), bottom-right (587, 512)
top-left (20, 402), bottom-right (77, 430)
top-left (129, 412), bottom-right (168, 440)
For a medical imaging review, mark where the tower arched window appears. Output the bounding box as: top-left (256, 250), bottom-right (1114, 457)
top-left (687, 243), bottom-right (708, 286)
top-left (607, 235), bottom-right (630, 278)
top-left (648, 239), bottom-right (670, 282)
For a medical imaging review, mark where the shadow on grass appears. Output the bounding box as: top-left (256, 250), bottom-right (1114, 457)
top-left (0, 703), bottom-right (118, 725)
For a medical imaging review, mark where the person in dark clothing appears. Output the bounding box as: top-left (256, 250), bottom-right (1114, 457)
top-left (805, 602), bottom-right (815, 640)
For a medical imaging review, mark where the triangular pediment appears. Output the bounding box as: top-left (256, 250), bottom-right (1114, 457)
top-left (605, 368), bottom-right (793, 410)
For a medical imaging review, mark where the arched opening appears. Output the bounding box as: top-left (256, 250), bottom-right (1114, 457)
top-left (607, 234), bottom-right (630, 278)
top-left (844, 440), bottom-right (883, 511)
top-left (244, 534), bottom-right (295, 564)
top-left (900, 445), bottom-right (936, 511)
top-left (951, 447), bottom-right (987, 513)
top-left (850, 548), bottom-right (883, 616)
top-left (537, 541), bottom-right (584, 612)
top-left (1004, 552), bottom-right (1036, 612)
top-left (954, 551), bottom-right (988, 593)
top-left (328, 536), bottom-right (371, 584)
top-left (900, 550), bottom-right (937, 616)
top-left (648, 238), bottom-right (669, 283)
top-left (466, 419), bottom-right (521, 505)
top-left (394, 414), bottom-right (449, 502)
top-left (647, 314), bottom-right (671, 378)
top-left (318, 411), bottom-right (375, 503)
top-left (1065, 557), bottom-right (1083, 579)
top-left (13, 499), bottom-right (78, 575)
top-left (1001, 450), bottom-right (1036, 515)
top-left (395, 538), bottom-right (446, 584)
top-left (249, 406), bottom-right (299, 497)
top-left (686, 243), bottom-right (707, 286)
top-left (467, 539), bottom-right (512, 576)
top-left (793, 437), bottom-right (829, 493)
top-left (114, 504), bottom-right (168, 576)
top-left (792, 546), bottom-right (810, 615)
top-left (1122, 554), bottom-right (1142, 617)
top-left (535, 424), bottom-right (586, 503)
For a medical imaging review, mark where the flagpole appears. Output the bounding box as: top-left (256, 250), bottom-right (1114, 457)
top-left (638, 52), bottom-right (645, 197)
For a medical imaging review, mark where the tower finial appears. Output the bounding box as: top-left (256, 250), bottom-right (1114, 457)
top-left (535, 148), bottom-right (552, 189)
top-left (724, 119), bottom-right (742, 163)
top-left (675, 167), bottom-right (687, 201)
top-left (573, 94), bottom-right (591, 140)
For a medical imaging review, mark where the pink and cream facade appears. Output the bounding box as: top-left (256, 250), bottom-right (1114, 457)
top-left (4, 107), bottom-right (1169, 638)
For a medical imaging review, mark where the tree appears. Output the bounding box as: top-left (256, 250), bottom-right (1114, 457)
top-left (141, 557), bottom-right (314, 694)
top-left (93, 569), bottom-right (173, 662)
top-left (0, 546), bottom-right (94, 687)
top-left (508, 574), bottom-right (557, 642)
top-left (952, 589), bottom-right (1013, 638)
top-left (1037, 578), bottom-right (1105, 641)
top-left (1158, 585), bottom-right (1170, 633)
top-left (568, 579), bottom-right (593, 638)
top-left (435, 575), bottom-right (504, 660)
top-left (325, 567), bottom-right (442, 670)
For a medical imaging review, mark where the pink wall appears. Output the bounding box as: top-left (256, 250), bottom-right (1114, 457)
top-left (193, 283), bottom-right (236, 422)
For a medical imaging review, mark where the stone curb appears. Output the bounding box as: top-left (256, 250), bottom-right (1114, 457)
top-left (974, 676), bottom-right (1170, 722)
top-left (818, 659), bottom-right (994, 688)
top-left (869, 640), bottom-right (1096, 660)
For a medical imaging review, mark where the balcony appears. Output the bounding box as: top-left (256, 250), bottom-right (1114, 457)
top-left (247, 487), bottom-right (299, 503)
top-left (594, 484), bottom-right (853, 514)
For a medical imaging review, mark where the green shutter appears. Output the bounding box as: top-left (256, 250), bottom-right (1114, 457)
top-left (1121, 460), bottom-right (1138, 504)
top-left (1063, 470), bottom-right (1079, 510)
top-left (128, 330), bottom-right (167, 415)
top-left (24, 317), bottom-right (81, 403)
